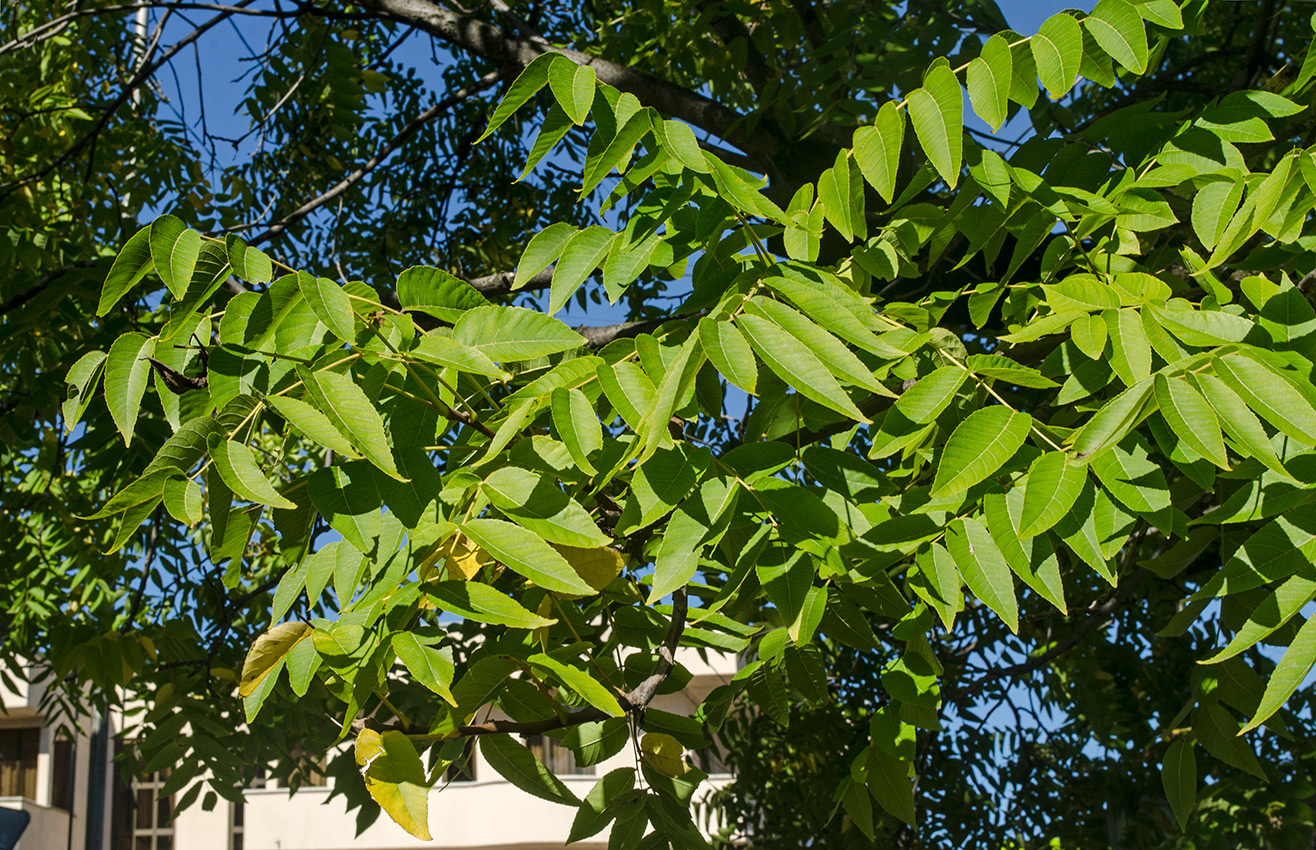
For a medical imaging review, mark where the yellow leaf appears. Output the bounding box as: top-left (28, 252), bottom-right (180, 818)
top-left (641, 732), bottom-right (692, 778)
top-left (437, 532), bottom-right (493, 580)
top-left (356, 729), bottom-right (432, 840)
top-left (238, 622), bottom-right (312, 698)
top-left (553, 544), bottom-right (627, 596)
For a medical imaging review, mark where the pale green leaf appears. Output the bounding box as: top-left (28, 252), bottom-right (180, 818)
top-left (98, 225), bottom-right (155, 315)
top-left (297, 366), bottom-right (404, 480)
top-left (931, 407), bottom-right (1031, 498)
top-left (209, 436), bottom-right (297, 510)
top-left (479, 53), bottom-right (557, 142)
top-left (461, 518), bottom-right (597, 595)
top-left (946, 517), bottom-right (1018, 633)
top-left (1213, 353), bottom-right (1316, 445)
top-left (225, 234), bottom-right (273, 284)
top-left (298, 274), bottom-right (357, 342)
top-left (737, 313), bottom-right (868, 421)
top-left (853, 101), bottom-right (905, 203)
top-left (698, 317), bottom-right (757, 394)
top-left (550, 226), bottom-right (615, 314)
top-left (425, 580), bottom-right (557, 629)
top-left (392, 633), bottom-right (456, 705)
top-left (1020, 451), bottom-right (1087, 538)
top-left (1154, 374), bottom-right (1228, 468)
top-left (548, 60), bottom-right (595, 124)
top-left (149, 214), bottom-right (201, 300)
top-left (551, 387), bottom-right (602, 474)
top-left (1085, 0), bottom-right (1149, 74)
top-left (967, 35), bottom-right (1012, 131)
top-left (1031, 13), bottom-right (1083, 99)
top-left (1243, 614), bottom-right (1316, 732)
top-left (530, 653), bottom-right (624, 717)
top-left (453, 305), bottom-right (584, 361)
top-left (907, 65), bottom-right (963, 188)
top-left (396, 266), bottom-right (485, 322)
top-left (411, 333), bottom-right (505, 377)
top-left (482, 466), bottom-right (610, 548)
top-left (894, 367), bottom-right (967, 424)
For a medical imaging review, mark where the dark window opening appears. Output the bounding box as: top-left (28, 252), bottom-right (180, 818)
top-left (0, 727), bottom-right (39, 798)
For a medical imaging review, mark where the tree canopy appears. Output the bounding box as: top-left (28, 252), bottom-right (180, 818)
top-left (4, 0), bottom-right (1316, 847)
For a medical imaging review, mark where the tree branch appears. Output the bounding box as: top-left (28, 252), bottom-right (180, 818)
top-left (351, 0), bottom-right (777, 168)
top-left (246, 68), bottom-right (506, 246)
top-left (0, 260), bottom-right (104, 317)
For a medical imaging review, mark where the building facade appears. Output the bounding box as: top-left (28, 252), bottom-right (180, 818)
top-left (0, 650), bottom-right (735, 850)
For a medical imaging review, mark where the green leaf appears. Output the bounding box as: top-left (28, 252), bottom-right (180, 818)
top-left (745, 298), bottom-right (885, 395)
top-left (931, 407), bottom-right (1031, 498)
top-left (529, 653), bottom-right (624, 717)
top-left (1085, 0), bottom-right (1149, 74)
top-left (1153, 306), bottom-right (1254, 347)
top-left (479, 53), bottom-right (557, 142)
top-left (1105, 309), bottom-right (1150, 385)
top-left (266, 394), bottom-right (360, 459)
top-left (1020, 451), bottom-right (1087, 538)
top-left (550, 226), bottom-right (615, 313)
top-left (1070, 314), bottom-right (1108, 360)
top-left (308, 465), bottom-right (380, 553)
top-left (63, 350), bottom-right (107, 433)
top-left (1193, 704), bottom-right (1266, 779)
top-left (297, 274), bottom-right (357, 342)
top-left (967, 34), bottom-right (1013, 131)
top-left (946, 517), bottom-right (1019, 633)
top-left (1213, 354), bottom-right (1316, 445)
top-left (105, 332), bottom-right (156, 446)
top-left (411, 334), bottom-right (505, 377)
top-left (297, 366), bottom-right (403, 480)
top-left (548, 60), bottom-right (595, 124)
top-left (853, 101), bottom-right (905, 203)
top-left (894, 367), bottom-right (967, 424)
top-left (1202, 574), bottom-right (1316, 664)
top-left (1243, 613), bottom-right (1316, 732)
top-left (1133, 0), bottom-right (1182, 29)
top-left (736, 313), bottom-right (868, 421)
top-left (1191, 179), bottom-right (1244, 251)
top-left (698, 317), bottom-right (757, 395)
top-left (985, 491), bottom-right (1067, 614)
top-left (224, 234), bottom-right (273, 284)
top-left (1154, 374), bottom-right (1228, 469)
top-left (209, 436), bottom-right (297, 510)
top-left (552, 387), bottom-right (602, 474)
top-left (461, 518), bottom-right (597, 595)
top-left (392, 633), bottom-right (456, 705)
top-left (867, 748), bottom-right (915, 826)
top-left (570, 768), bottom-right (637, 843)
top-left (516, 222), bottom-right (576, 290)
top-left (581, 110), bottom-right (652, 196)
top-left (149, 215), bottom-right (201, 300)
top-left (1031, 12), bottom-right (1083, 99)
top-left (482, 466), bottom-right (610, 548)
top-left (356, 729), bottom-right (432, 840)
top-left (425, 581), bottom-right (556, 629)
top-left (480, 733), bottom-right (580, 805)
top-left (907, 65), bottom-right (963, 188)
top-left (1162, 739), bottom-right (1195, 832)
top-left (453, 306), bottom-right (584, 361)
top-left (396, 266), bottom-right (486, 322)
top-left (1071, 377), bottom-right (1154, 460)
top-left (86, 470), bottom-right (174, 520)
top-left (652, 119), bottom-right (710, 173)
top-left (162, 477), bottom-right (202, 526)
top-left (98, 225), bottom-right (155, 315)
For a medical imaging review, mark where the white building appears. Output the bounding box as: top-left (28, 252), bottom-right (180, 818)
top-left (0, 650), bottom-right (735, 850)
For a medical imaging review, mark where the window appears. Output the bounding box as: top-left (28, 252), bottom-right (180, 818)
top-left (111, 758), bottom-right (173, 850)
top-left (51, 734), bottom-right (76, 810)
top-left (230, 795), bottom-right (243, 850)
top-left (0, 727), bottom-right (38, 798)
top-left (525, 735), bottom-right (592, 776)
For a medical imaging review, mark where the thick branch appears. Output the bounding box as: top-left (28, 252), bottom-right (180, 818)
top-left (352, 0), bottom-right (776, 168)
top-left (0, 260), bottom-right (103, 317)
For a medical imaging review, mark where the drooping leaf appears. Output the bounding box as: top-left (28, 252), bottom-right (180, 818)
top-left (238, 622), bottom-right (311, 697)
top-left (104, 332), bottom-right (156, 446)
top-left (1031, 12), bottom-right (1084, 99)
top-left (907, 65), bottom-right (963, 188)
top-left (149, 214), bottom-right (201, 300)
top-left (1242, 614), bottom-right (1316, 732)
top-left (356, 729), bottom-right (432, 840)
top-left (453, 305), bottom-right (584, 361)
top-left (297, 366), bottom-right (403, 480)
top-left (392, 633), bottom-right (456, 705)
top-left (853, 101), bottom-right (905, 203)
top-left (946, 517), bottom-right (1019, 633)
top-left (480, 733), bottom-right (580, 805)
top-left (478, 52), bottom-right (558, 141)
top-left (967, 35), bottom-right (1013, 131)
top-left (1162, 739), bottom-right (1196, 832)
top-left (1020, 451), bottom-right (1087, 538)
top-left (98, 225), bottom-right (155, 315)
top-left (1154, 374), bottom-right (1228, 469)
top-left (1085, 0), bottom-right (1149, 74)
top-left (209, 437), bottom-right (298, 510)
top-left (396, 266), bottom-right (487, 322)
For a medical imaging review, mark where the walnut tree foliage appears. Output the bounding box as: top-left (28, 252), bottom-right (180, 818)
top-left (6, 0), bottom-right (1316, 847)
